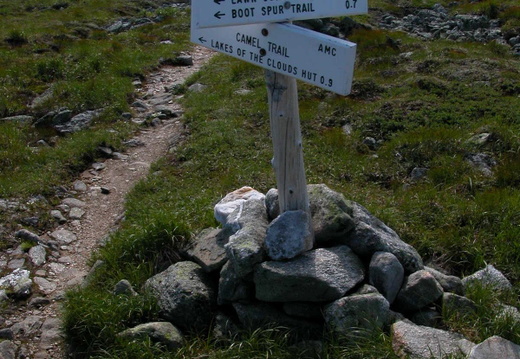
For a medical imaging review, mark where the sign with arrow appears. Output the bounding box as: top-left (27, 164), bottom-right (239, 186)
top-left (193, 0), bottom-right (368, 28)
top-left (191, 19), bottom-right (357, 95)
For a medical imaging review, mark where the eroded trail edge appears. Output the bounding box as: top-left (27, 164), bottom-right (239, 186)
top-left (2, 46), bottom-right (214, 359)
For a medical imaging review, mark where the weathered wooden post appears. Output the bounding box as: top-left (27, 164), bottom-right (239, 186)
top-left (265, 70), bottom-right (313, 247)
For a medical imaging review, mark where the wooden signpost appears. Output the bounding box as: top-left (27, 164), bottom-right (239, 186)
top-left (191, 0), bottom-right (367, 247)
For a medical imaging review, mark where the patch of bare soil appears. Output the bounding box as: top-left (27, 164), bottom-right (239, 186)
top-left (1, 46), bottom-right (214, 359)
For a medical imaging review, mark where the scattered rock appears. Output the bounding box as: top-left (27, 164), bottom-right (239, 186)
top-left (50, 229), bottom-right (77, 244)
top-left (410, 167), bottom-right (428, 181)
top-left (188, 83), bottom-right (207, 92)
top-left (28, 245), bottom-right (47, 266)
top-left (0, 269), bottom-right (32, 299)
top-left (0, 340), bottom-right (16, 359)
top-left (462, 264), bottom-right (512, 292)
top-left (91, 162), bottom-right (106, 171)
top-left (392, 320), bottom-right (475, 359)
top-left (113, 279), bottom-right (138, 296)
top-left (33, 277), bottom-right (57, 295)
top-left (465, 153), bottom-right (497, 176)
top-left (28, 297), bottom-right (51, 308)
top-left (73, 180), bottom-right (87, 192)
top-left (61, 198), bottom-right (86, 208)
top-left (54, 109), bottom-right (102, 134)
top-left (50, 209), bottom-right (67, 224)
top-left (254, 245), bottom-right (365, 302)
top-left (468, 335), bottom-right (520, 359)
top-left (117, 322), bottom-right (184, 349)
top-left (69, 207), bottom-right (85, 220)
top-left (14, 229), bottom-right (42, 244)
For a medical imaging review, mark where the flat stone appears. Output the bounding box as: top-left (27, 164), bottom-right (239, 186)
top-left (34, 277), bottom-right (57, 295)
top-left (69, 207), bottom-right (85, 220)
top-left (468, 336), bottom-right (520, 359)
top-left (186, 227), bottom-right (230, 273)
top-left (265, 210), bottom-right (313, 260)
top-left (61, 198), bottom-right (86, 208)
top-left (50, 229), bottom-right (77, 244)
top-left (10, 315), bottom-right (43, 336)
top-left (39, 317), bottom-right (62, 346)
top-left (392, 320), bottom-right (475, 359)
top-left (254, 245), bottom-right (365, 302)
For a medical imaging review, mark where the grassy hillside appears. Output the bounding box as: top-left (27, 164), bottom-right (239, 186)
top-left (0, 0), bottom-right (518, 357)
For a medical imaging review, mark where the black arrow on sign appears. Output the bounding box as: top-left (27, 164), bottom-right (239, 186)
top-left (214, 11), bottom-right (225, 19)
top-left (214, 0), bottom-right (225, 4)
top-left (198, 37), bottom-right (207, 43)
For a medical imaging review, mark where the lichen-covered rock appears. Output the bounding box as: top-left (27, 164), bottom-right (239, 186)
top-left (224, 198), bottom-right (269, 278)
top-left (324, 292), bottom-right (393, 333)
top-left (394, 270), bottom-right (443, 313)
top-left (0, 269), bottom-right (32, 299)
top-left (254, 245), bottom-right (364, 302)
top-left (144, 261), bottom-right (216, 332)
top-left (308, 184), bottom-right (355, 244)
top-left (391, 320), bottom-right (475, 359)
top-left (344, 202), bottom-right (423, 273)
top-left (117, 322), bottom-right (184, 349)
top-left (369, 251), bottom-right (404, 304)
top-left (265, 210), bottom-right (312, 260)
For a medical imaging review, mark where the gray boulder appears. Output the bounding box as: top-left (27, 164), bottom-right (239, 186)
top-left (391, 320), bottom-right (475, 359)
top-left (54, 109), bottom-right (102, 133)
top-left (233, 302), bottom-right (323, 338)
top-left (0, 340), bottom-right (16, 359)
top-left (344, 202), bottom-right (424, 273)
top-left (28, 245), bottom-right (46, 266)
top-left (394, 270), bottom-right (444, 313)
top-left (468, 336), bottom-right (520, 359)
top-left (224, 198), bottom-right (269, 278)
top-left (324, 292), bottom-right (393, 333)
top-left (144, 261), bottom-right (216, 332)
top-left (264, 210), bottom-right (312, 260)
top-left (186, 227), bottom-right (230, 273)
top-left (113, 279), bottom-right (138, 296)
top-left (462, 264), bottom-right (512, 292)
top-left (50, 228), bottom-right (77, 244)
top-left (254, 245), bottom-right (364, 302)
top-left (425, 266), bottom-right (464, 295)
top-left (0, 269), bottom-right (32, 299)
top-left (308, 184), bottom-right (355, 244)
top-left (117, 322), bottom-right (184, 349)
top-left (369, 251), bottom-right (404, 304)
top-left (443, 292), bottom-right (477, 317)
top-left (217, 261), bottom-right (254, 305)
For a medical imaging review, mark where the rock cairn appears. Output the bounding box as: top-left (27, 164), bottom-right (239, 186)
top-left (131, 184), bottom-right (519, 358)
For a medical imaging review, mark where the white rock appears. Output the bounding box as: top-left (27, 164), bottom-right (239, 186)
top-left (214, 187), bottom-right (265, 228)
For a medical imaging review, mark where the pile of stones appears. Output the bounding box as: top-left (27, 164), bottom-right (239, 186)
top-left (117, 184), bottom-right (519, 358)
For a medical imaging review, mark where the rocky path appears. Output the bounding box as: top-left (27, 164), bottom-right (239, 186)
top-left (0, 46), bottom-right (214, 359)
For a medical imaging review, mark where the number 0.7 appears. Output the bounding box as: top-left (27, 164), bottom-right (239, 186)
top-left (345, 0), bottom-right (357, 9)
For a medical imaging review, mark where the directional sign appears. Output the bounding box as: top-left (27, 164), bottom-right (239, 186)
top-left (193, 0), bottom-right (368, 28)
top-left (191, 19), bottom-right (357, 95)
